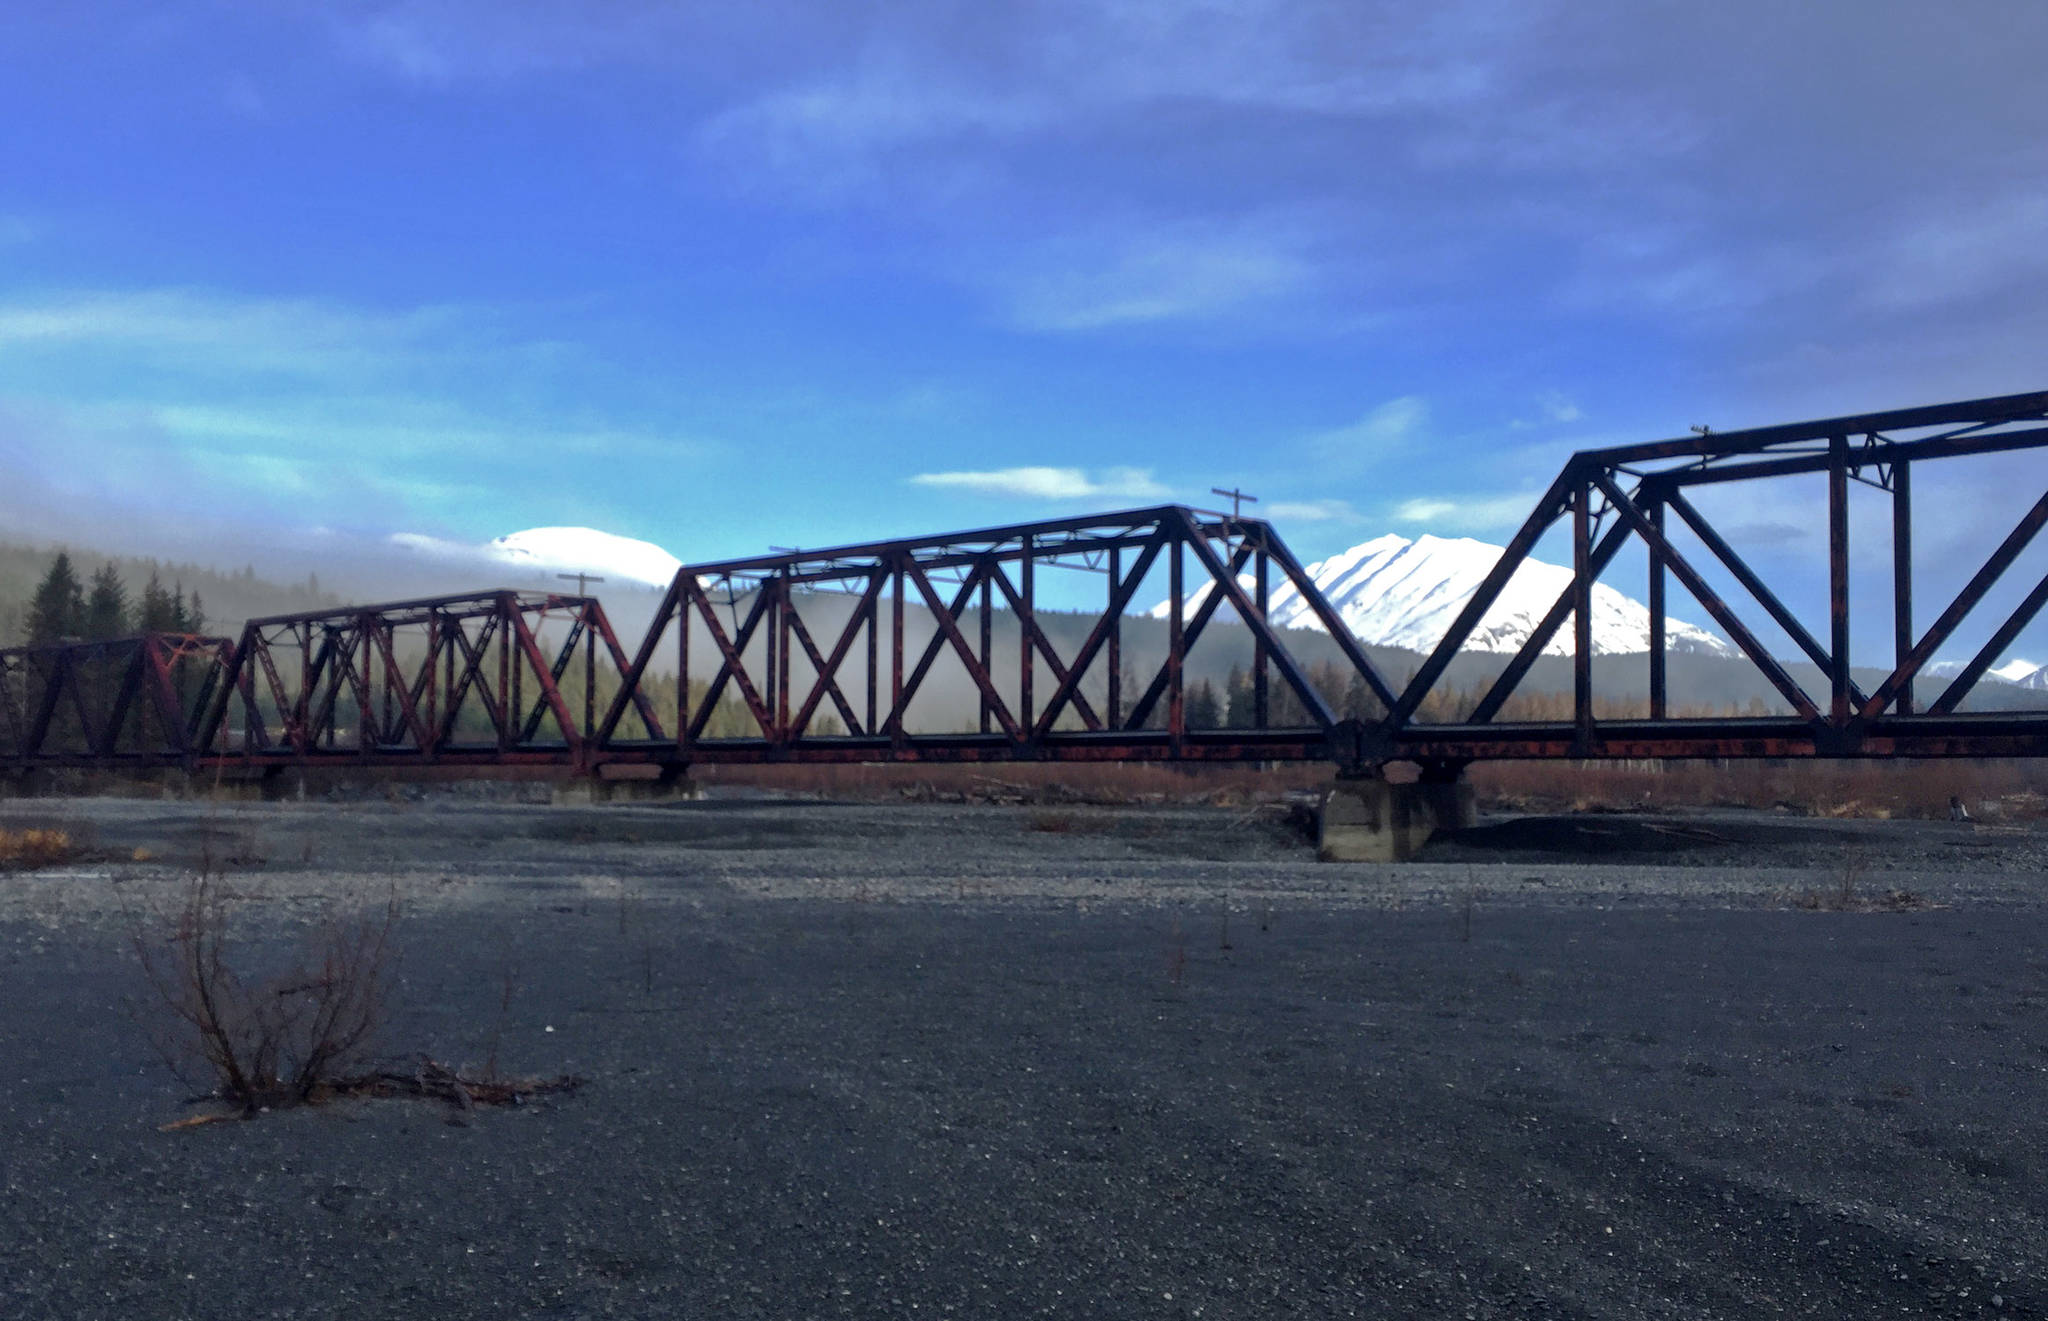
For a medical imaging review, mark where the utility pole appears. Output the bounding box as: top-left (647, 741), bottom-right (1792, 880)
top-left (556, 572), bottom-right (606, 596)
top-left (1210, 487), bottom-right (1259, 519)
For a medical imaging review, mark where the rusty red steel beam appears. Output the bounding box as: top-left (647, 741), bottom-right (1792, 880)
top-left (1589, 470), bottom-right (1825, 723)
top-left (0, 634), bottom-right (235, 768)
top-left (11, 392), bottom-right (2047, 778)
top-left (1860, 486), bottom-right (2048, 720)
top-left (1661, 490), bottom-right (1863, 706)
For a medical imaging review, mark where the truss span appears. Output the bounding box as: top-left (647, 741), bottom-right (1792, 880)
top-left (4, 390), bottom-right (2045, 780)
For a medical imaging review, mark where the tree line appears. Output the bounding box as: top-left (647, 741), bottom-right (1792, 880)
top-left (23, 552), bottom-right (206, 646)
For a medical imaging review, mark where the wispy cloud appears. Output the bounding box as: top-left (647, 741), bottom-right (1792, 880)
top-left (0, 288), bottom-right (469, 379)
top-left (0, 286), bottom-right (712, 536)
top-left (1393, 491), bottom-right (1535, 533)
top-left (1264, 498), bottom-right (1363, 524)
top-left (909, 465), bottom-right (1167, 501)
top-left (999, 224), bottom-right (1314, 333)
top-left (1308, 396), bottom-right (1428, 471)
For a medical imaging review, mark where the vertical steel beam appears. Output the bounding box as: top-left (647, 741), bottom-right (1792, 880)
top-left (1254, 543), bottom-right (1270, 727)
top-left (1829, 434), bottom-right (1851, 727)
top-left (1106, 544), bottom-right (1122, 728)
top-left (1893, 459), bottom-right (1914, 716)
top-left (425, 615), bottom-right (440, 752)
top-left (864, 572), bottom-right (877, 737)
top-left (1573, 477), bottom-right (1594, 747)
top-left (1648, 495), bottom-right (1667, 720)
top-left (679, 595), bottom-right (692, 755)
top-left (1019, 535), bottom-right (1035, 733)
top-left (498, 598), bottom-right (513, 753)
top-left (980, 567), bottom-right (993, 735)
top-left (890, 557), bottom-right (905, 745)
top-left (776, 577), bottom-right (792, 743)
top-left (1168, 530), bottom-right (1185, 744)
top-left (360, 619), bottom-right (374, 755)
top-left (583, 605), bottom-right (596, 742)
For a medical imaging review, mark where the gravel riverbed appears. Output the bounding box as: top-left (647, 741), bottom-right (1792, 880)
top-left (1, 792), bottom-right (2044, 1318)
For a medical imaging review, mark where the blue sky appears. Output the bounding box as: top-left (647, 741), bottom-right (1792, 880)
top-left (2, 1), bottom-right (2045, 662)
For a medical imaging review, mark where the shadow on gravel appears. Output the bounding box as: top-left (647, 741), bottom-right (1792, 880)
top-left (1428, 815), bottom-right (1739, 859)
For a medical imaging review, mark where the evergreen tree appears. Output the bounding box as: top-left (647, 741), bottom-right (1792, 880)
top-left (27, 552), bottom-right (85, 643)
top-left (138, 572), bottom-right (178, 632)
top-left (181, 587), bottom-right (206, 634)
top-left (1342, 669), bottom-right (1375, 722)
top-left (84, 563), bottom-right (130, 641)
top-left (1224, 662), bottom-right (1255, 728)
top-left (1186, 677), bottom-right (1222, 729)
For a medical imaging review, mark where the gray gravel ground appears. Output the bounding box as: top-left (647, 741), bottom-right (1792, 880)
top-left (1, 791), bottom-right (2045, 1318)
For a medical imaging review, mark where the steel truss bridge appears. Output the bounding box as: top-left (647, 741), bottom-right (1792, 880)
top-left (5, 392), bottom-right (2046, 782)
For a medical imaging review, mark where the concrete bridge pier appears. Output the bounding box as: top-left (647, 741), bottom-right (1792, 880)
top-left (1318, 761), bottom-right (1475, 863)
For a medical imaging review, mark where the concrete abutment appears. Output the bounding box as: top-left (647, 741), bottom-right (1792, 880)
top-left (1317, 766), bottom-right (1476, 863)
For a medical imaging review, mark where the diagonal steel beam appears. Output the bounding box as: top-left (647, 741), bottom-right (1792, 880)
top-left (1591, 471), bottom-right (1822, 723)
top-left (900, 560), bottom-right (1022, 742)
top-left (597, 581), bottom-right (683, 746)
top-left (1032, 533), bottom-right (1165, 739)
top-left (787, 574), bottom-right (885, 739)
top-left (986, 559), bottom-right (1104, 733)
top-left (1468, 513), bottom-right (1636, 724)
top-left (509, 607), bottom-right (584, 757)
top-left (684, 578), bottom-right (775, 741)
top-left (1387, 473), bottom-right (1573, 727)
top-left (95, 643), bottom-right (147, 759)
top-left (1174, 515), bottom-right (1342, 732)
top-left (587, 600), bottom-right (666, 743)
top-left (440, 616), bottom-right (506, 746)
top-left (1662, 490), bottom-right (1868, 708)
top-left (1861, 487), bottom-right (2048, 720)
top-left (1124, 537), bottom-right (1262, 731)
top-left (1258, 531), bottom-right (1401, 715)
top-left (1929, 568), bottom-right (2048, 715)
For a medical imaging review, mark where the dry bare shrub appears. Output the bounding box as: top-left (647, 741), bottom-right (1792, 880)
top-left (133, 875), bottom-right (397, 1111)
top-left (0, 827), bottom-right (83, 869)
top-left (1471, 758), bottom-right (2048, 820)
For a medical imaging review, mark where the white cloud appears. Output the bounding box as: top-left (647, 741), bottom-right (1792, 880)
top-left (1000, 223), bottom-right (1314, 332)
top-left (1309, 395), bottom-right (1428, 469)
top-left (1394, 492), bottom-right (1535, 533)
top-left (1264, 498), bottom-right (1362, 523)
top-left (695, 59), bottom-right (1043, 203)
top-left (0, 288), bottom-right (466, 379)
top-left (0, 286), bottom-right (713, 538)
top-left (910, 465), bottom-right (1167, 501)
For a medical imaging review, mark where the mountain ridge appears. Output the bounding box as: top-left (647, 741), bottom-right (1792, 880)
top-left (1151, 531), bottom-right (1733, 658)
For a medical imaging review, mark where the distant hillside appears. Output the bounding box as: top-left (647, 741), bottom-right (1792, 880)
top-left (0, 542), bottom-right (340, 646)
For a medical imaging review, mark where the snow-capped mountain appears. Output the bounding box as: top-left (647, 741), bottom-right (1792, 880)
top-left (390, 527), bottom-right (682, 590)
top-left (1150, 532), bottom-right (1733, 658)
top-left (484, 527), bottom-right (681, 588)
top-left (1924, 657), bottom-right (2042, 687)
